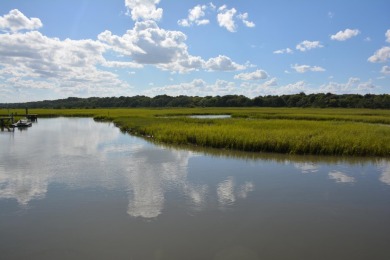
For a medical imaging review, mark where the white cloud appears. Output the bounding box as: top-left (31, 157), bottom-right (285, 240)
top-left (319, 77), bottom-right (377, 94)
top-left (237, 12), bottom-right (255, 28)
top-left (144, 78), bottom-right (315, 98)
top-left (125, 0), bottom-right (163, 21)
top-left (273, 48), bottom-right (293, 54)
top-left (178, 4), bottom-right (209, 27)
top-left (178, 4), bottom-right (254, 32)
top-left (144, 79), bottom-right (238, 97)
top-left (348, 77), bottom-right (361, 85)
top-left (368, 46), bottom-right (390, 63)
top-left (241, 80), bottom-right (308, 97)
top-left (364, 37), bottom-right (371, 42)
top-left (189, 5), bottom-right (206, 21)
top-left (278, 81), bottom-right (307, 93)
top-left (0, 12), bottom-right (133, 101)
top-left (386, 29), bottom-right (390, 43)
top-left (217, 6), bottom-right (237, 32)
top-left (99, 21), bottom-right (187, 64)
top-left (99, 21), bottom-right (246, 73)
top-left (263, 78), bottom-right (278, 87)
top-left (205, 55), bottom-right (246, 71)
top-left (196, 19), bottom-right (210, 26)
top-left (0, 30), bottom-right (106, 77)
top-left (0, 9), bottom-right (42, 33)
top-left (234, 69), bottom-right (268, 81)
top-left (296, 40), bottom-right (323, 51)
top-left (102, 60), bottom-right (143, 69)
top-left (381, 65), bottom-right (390, 75)
top-left (331, 28), bottom-right (360, 41)
top-left (177, 19), bottom-right (190, 27)
top-left (292, 64), bottom-right (325, 73)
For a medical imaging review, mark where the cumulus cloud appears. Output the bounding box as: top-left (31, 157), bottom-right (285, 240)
top-left (381, 65), bottom-right (390, 75)
top-left (296, 40), bottom-right (323, 51)
top-left (234, 69), bottom-right (268, 81)
top-left (263, 77), bottom-right (278, 87)
top-left (273, 48), bottom-right (293, 54)
top-left (320, 77), bottom-right (377, 94)
top-left (277, 81), bottom-right (307, 93)
top-left (241, 80), bottom-right (309, 97)
top-left (386, 29), bottom-right (390, 43)
top-left (178, 3), bottom-right (254, 32)
top-left (368, 46), bottom-right (390, 63)
top-left (172, 74), bottom-right (357, 97)
top-left (291, 64), bottom-right (325, 73)
top-left (217, 7), bottom-right (255, 32)
top-left (331, 28), bottom-right (360, 41)
top-left (217, 5), bottom-right (237, 32)
top-left (205, 55), bottom-right (246, 71)
top-left (125, 0), bottom-right (163, 21)
top-left (0, 9), bottom-right (42, 33)
top-left (98, 21), bottom-right (246, 73)
top-left (144, 77), bottom-right (312, 98)
top-left (178, 4), bottom-right (210, 27)
top-left (0, 30), bottom-right (106, 78)
top-left (0, 11), bottom-right (132, 100)
top-left (99, 21), bottom-right (187, 65)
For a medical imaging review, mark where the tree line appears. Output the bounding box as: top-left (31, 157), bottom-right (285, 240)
top-left (2, 93), bottom-right (390, 109)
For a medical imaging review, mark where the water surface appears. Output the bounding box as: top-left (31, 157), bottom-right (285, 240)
top-left (1, 118), bottom-right (389, 259)
top-left (188, 115), bottom-right (231, 119)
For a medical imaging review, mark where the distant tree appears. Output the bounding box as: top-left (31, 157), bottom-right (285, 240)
top-left (2, 93), bottom-right (389, 109)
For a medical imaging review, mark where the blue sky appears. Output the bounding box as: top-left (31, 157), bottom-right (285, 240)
top-left (0, 0), bottom-right (389, 102)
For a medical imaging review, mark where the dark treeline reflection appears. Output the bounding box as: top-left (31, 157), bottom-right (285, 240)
top-left (2, 93), bottom-right (390, 109)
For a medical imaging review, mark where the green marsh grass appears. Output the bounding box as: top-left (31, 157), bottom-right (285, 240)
top-left (2, 107), bottom-right (389, 156)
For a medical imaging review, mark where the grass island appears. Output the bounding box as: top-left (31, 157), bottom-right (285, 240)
top-left (2, 107), bottom-right (390, 157)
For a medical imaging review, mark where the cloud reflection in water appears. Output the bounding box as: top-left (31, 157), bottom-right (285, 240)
top-left (0, 118), bottom-right (253, 219)
top-left (328, 171), bottom-right (356, 183)
top-left (1, 118), bottom-right (390, 220)
top-left (378, 160), bottom-right (390, 186)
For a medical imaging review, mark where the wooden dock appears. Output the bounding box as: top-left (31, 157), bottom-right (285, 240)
top-left (0, 116), bottom-right (13, 126)
top-left (0, 116), bottom-right (14, 131)
top-left (24, 108), bottom-right (38, 122)
top-left (0, 108), bottom-right (38, 131)
top-left (26, 114), bottom-right (38, 122)
top-left (0, 111), bottom-right (38, 131)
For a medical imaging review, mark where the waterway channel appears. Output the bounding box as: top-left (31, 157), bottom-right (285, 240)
top-left (0, 117), bottom-right (389, 259)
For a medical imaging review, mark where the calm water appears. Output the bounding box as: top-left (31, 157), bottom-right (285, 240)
top-left (188, 115), bottom-right (231, 119)
top-left (1, 118), bottom-right (390, 260)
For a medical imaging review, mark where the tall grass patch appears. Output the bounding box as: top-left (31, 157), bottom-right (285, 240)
top-left (4, 107), bottom-right (388, 156)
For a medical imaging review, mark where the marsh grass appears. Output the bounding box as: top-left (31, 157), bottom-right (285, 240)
top-left (2, 107), bottom-right (389, 156)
